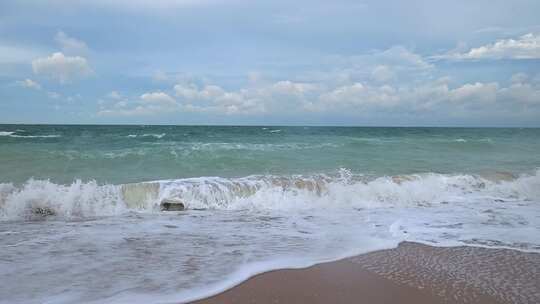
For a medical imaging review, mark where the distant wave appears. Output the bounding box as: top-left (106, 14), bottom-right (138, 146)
top-left (9, 134), bottom-right (61, 138)
top-left (127, 133), bottom-right (166, 139)
top-left (187, 142), bottom-right (341, 151)
top-left (451, 138), bottom-right (493, 143)
top-left (0, 131), bottom-right (60, 138)
top-left (1, 169), bottom-right (538, 220)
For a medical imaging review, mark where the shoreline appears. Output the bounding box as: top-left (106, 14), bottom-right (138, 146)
top-left (193, 242), bottom-right (540, 304)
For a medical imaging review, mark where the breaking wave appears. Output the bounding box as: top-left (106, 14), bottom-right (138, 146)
top-left (1, 169), bottom-right (539, 220)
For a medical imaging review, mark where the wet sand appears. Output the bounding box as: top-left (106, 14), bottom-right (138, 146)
top-left (194, 242), bottom-right (540, 304)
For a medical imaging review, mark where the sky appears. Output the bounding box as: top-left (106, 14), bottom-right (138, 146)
top-left (1, 0), bottom-right (540, 126)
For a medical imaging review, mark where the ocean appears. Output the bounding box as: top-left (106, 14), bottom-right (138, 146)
top-left (1, 125), bottom-right (539, 303)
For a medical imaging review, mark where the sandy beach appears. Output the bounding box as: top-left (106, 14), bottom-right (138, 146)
top-left (195, 242), bottom-right (540, 304)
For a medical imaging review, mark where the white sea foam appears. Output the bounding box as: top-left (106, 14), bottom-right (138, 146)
top-left (154, 170), bottom-right (539, 211)
top-left (0, 180), bottom-right (126, 220)
top-left (89, 239), bottom-right (398, 304)
top-left (1, 170), bottom-right (538, 220)
top-left (0, 170), bottom-right (539, 303)
top-left (0, 131), bottom-right (15, 136)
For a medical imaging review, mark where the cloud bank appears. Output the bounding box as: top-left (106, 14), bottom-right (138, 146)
top-left (32, 52), bottom-right (93, 84)
top-left (442, 33), bottom-right (540, 60)
top-left (3, 1), bottom-right (540, 125)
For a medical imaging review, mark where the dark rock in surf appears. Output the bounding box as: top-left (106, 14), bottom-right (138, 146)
top-left (160, 199), bottom-right (185, 211)
top-left (32, 207), bottom-right (56, 217)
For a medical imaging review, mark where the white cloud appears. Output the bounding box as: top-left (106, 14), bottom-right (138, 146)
top-left (174, 83), bottom-right (202, 100)
top-left (140, 92), bottom-right (176, 107)
top-left (99, 91), bottom-right (177, 116)
top-left (32, 52), bottom-right (93, 83)
top-left (16, 79), bottom-right (41, 90)
top-left (196, 85), bottom-right (225, 100)
top-left (500, 83), bottom-right (540, 105)
top-left (174, 83), bottom-right (264, 114)
top-left (315, 76), bottom-right (539, 114)
top-left (319, 83), bottom-right (400, 110)
top-left (371, 65), bottom-right (394, 82)
top-left (442, 33), bottom-right (540, 60)
top-left (449, 82), bottom-right (499, 104)
top-left (104, 80), bottom-right (310, 116)
top-left (55, 31), bottom-right (89, 55)
top-left (376, 46), bottom-right (432, 69)
top-left (99, 74), bottom-right (540, 118)
top-left (270, 81), bottom-right (317, 96)
top-left (174, 80), bottom-right (320, 114)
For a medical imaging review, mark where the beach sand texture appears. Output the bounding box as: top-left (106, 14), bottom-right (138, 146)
top-left (196, 242), bottom-right (540, 304)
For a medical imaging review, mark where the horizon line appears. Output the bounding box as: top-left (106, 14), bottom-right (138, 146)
top-left (0, 123), bottom-right (539, 128)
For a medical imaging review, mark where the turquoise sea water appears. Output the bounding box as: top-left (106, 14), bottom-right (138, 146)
top-left (1, 125), bottom-right (539, 184)
top-left (1, 125), bottom-right (539, 303)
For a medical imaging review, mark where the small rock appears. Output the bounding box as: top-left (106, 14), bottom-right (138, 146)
top-left (32, 207), bottom-right (56, 216)
top-left (160, 199), bottom-right (185, 211)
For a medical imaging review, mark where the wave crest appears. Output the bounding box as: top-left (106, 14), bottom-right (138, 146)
top-left (0, 180), bottom-right (124, 220)
top-left (1, 170), bottom-right (538, 220)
